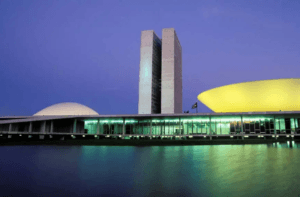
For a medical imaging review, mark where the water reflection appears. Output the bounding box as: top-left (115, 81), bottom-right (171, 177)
top-left (1, 143), bottom-right (300, 197)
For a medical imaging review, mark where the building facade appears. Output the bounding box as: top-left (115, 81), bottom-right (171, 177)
top-left (138, 28), bottom-right (182, 114)
top-left (138, 30), bottom-right (162, 114)
top-left (1, 112), bottom-right (300, 139)
top-left (161, 28), bottom-right (182, 114)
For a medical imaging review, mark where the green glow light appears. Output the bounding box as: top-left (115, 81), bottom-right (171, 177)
top-left (125, 120), bottom-right (138, 123)
top-left (85, 120), bottom-right (98, 124)
top-left (152, 119), bottom-right (179, 123)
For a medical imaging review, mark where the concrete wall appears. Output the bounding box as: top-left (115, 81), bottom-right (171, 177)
top-left (161, 28), bottom-right (182, 114)
top-left (138, 30), bottom-right (162, 114)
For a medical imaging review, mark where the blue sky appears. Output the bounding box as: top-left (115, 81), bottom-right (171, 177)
top-left (0, 0), bottom-right (299, 115)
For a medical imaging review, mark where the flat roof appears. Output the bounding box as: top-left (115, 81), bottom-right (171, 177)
top-left (1, 111), bottom-right (300, 124)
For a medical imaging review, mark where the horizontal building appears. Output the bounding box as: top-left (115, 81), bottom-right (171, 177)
top-left (1, 107), bottom-right (300, 139)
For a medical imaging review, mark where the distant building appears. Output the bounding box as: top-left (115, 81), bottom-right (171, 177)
top-left (138, 28), bottom-right (182, 114)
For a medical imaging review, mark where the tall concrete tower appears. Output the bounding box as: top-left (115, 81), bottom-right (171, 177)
top-left (161, 28), bottom-right (182, 114)
top-left (138, 28), bottom-right (182, 114)
top-left (138, 30), bottom-right (162, 114)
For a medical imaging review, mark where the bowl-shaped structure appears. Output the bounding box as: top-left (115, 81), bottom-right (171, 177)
top-left (34, 102), bottom-right (99, 116)
top-left (197, 78), bottom-right (300, 113)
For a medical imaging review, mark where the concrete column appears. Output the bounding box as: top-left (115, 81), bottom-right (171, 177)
top-left (39, 121), bottom-right (46, 140)
top-left (50, 121), bottom-right (53, 133)
top-left (209, 118), bottom-right (212, 141)
top-left (29, 122), bottom-right (32, 133)
top-left (73, 119), bottom-right (77, 133)
top-left (192, 120), bottom-right (193, 134)
top-left (122, 118), bottom-right (125, 135)
top-left (97, 119), bottom-right (100, 134)
top-left (274, 116), bottom-right (277, 140)
top-left (241, 116), bottom-right (244, 140)
top-left (209, 116), bottom-right (212, 137)
top-left (9, 124), bottom-right (12, 132)
top-left (40, 121), bottom-right (46, 134)
top-left (278, 117), bottom-right (281, 135)
top-left (150, 119), bottom-right (152, 136)
top-left (179, 117), bottom-right (182, 135)
top-left (241, 116), bottom-right (244, 134)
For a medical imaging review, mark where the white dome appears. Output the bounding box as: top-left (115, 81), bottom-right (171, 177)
top-left (33, 102), bottom-right (99, 116)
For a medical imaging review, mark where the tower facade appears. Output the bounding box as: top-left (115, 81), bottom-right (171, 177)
top-left (138, 30), bottom-right (162, 114)
top-left (161, 28), bottom-right (182, 114)
top-left (138, 28), bottom-right (182, 114)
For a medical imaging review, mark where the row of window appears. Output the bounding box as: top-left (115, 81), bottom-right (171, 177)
top-left (84, 117), bottom-right (300, 135)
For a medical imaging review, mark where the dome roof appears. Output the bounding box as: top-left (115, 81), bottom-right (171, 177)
top-left (198, 78), bottom-right (300, 113)
top-left (33, 102), bottom-right (99, 116)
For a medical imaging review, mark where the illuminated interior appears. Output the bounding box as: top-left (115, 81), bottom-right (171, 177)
top-left (197, 78), bottom-right (300, 113)
top-left (84, 115), bottom-right (300, 135)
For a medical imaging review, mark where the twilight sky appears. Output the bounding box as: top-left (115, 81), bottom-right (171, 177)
top-left (0, 0), bottom-right (300, 116)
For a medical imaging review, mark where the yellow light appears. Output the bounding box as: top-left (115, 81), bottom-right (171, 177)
top-left (198, 78), bottom-right (300, 112)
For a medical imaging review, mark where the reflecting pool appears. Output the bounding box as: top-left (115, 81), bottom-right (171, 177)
top-left (1, 143), bottom-right (300, 196)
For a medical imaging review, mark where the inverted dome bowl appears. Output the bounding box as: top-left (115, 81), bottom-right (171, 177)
top-left (197, 78), bottom-right (300, 113)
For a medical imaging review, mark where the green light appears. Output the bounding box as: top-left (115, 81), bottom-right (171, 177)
top-left (152, 119), bottom-right (179, 123)
top-left (85, 120), bottom-right (98, 124)
top-left (125, 120), bottom-right (138, 123)
top-left (100, 119), bottom-right (123, 123)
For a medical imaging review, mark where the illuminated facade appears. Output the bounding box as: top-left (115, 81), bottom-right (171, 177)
top-left (1, 104), bottom-right (300, 140)
top-left (82, 113), bottom-right (299, 135)
top-left (198, 78), bottom-right (300, 113)
top-left (161, 28), bottom-right (182, 114)
top-left (138, 28), bottom-right (182, 114)
top-left (138, 30), bottom-right (162, 114)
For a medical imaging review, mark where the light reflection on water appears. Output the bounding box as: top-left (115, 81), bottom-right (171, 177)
top-left (1, 143), bottom-right (300, 197)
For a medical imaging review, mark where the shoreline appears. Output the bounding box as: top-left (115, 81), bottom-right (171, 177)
top-left (0, 138), bottom-right (298, 146)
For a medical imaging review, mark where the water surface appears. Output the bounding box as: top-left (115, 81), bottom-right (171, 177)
top-left (1, 142), bottom-right (300, 197)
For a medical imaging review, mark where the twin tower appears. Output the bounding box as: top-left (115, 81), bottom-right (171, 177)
top-left (138, 28), bottom-right (182, 114)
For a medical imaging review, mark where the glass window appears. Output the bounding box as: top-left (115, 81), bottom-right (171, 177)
top-left (181, 117), bottom-right (209, 135)
top-left (211, 116), bottom-right (241, 135)
top-left (84, 120), bottom-right (98, 134)
top-left (99, 119), bottom-right (123, 135)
